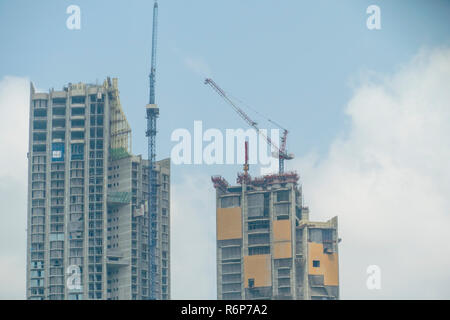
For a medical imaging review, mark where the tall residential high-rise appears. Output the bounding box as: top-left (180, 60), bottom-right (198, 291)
top-left (213, 172), bottom-right (339, 300)
top-left (26, 78), bottom-right (170, 300)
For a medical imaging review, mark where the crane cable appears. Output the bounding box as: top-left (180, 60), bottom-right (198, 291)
top-left (226, 92), bottom-right (288, 132)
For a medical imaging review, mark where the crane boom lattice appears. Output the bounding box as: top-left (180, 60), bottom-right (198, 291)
top-left (204, 78), bottom-right (294, 173)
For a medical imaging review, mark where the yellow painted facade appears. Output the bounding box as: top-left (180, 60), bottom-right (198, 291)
top-left (217, 207), bottom-right (242, 240)
top-left (273, 219), bottom-right (291, 241)
top-left (273, 219), bottom-right (292, 259)
top-left (308, 242), bottom-right (339, 286)
top-left (273, 242), bottom-right (292, 259)
top-left (244, 254), bottom-right (272, 288)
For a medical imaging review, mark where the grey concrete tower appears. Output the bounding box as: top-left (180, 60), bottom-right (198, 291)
top-left (26, 78), bottom-right (170, 300)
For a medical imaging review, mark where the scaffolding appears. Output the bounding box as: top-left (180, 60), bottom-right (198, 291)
top-left (105, 77), bottom-right (132, 154)
top-left (211, 175), bottom-right (230, 192)
top-left (107, 191), bottom-right (131, 205)
top-left (237, 172), bottom-right (299, 187)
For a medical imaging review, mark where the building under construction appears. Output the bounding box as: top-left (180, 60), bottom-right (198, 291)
top-left (205, 77), bottom-right (340, 300)
top-left (26, 78), bottom-right (170, 300)
top-left (213, 170), bottom-right (339, 300)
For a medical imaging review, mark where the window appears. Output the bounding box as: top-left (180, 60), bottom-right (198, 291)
top-left (52, 118), bottom-right (65, 129)
top-left (53, 107), bottom-right (66, 116)
top-left (33, 120), bottom-right (47, 130)
top-left (71, 143), bottom-right (84, 160)
top-left (247, 193), bottom-right (264, 218)
top-left (222, 246), bottom-right (240, 260)
top-left (53, 98), bottom-right (66, 105)
top-left (72, 96), bottom-right (85, 104)
top-left (322, 229), bottom-right (333, 243)
top-left (274, 203), bottom-right (290, 218)
top-left (96, 139), bottom-right (103, 149)
top-left (313, 260), bottom-right (320, 268)
top-left (248, 220), bottom-right (269, 231)
top-left (90, 94), bottom-right (104, 103)
top-left (71, 131), bottom-right (85, 140)
top-left (33, 99), bottom-right (47, 109)
top-left (248, 246), bottom-right (270, 256)
top-left (49, 233), bottom-right (64, 241)
top-left (221, 196), bottom-right (240, 208)
top-left (33, 132), bottom-right (47, 141)
top-left (33, 144), bottom-right (46, 152)
top-left (248, 278), bottom-right (255, 288)
top-left (34, 109), bottom-right (47, 117)
top-left (71, 107), bottom-right (85, 116)
top-left (276, 190), bottom-right (289, 202)
top-left (97, 127), bottom-right (103, 138)
top-left (71, 119), bottom-right (85, 128)
top-left (263, 193), bottom-right (270, 215)
top-left (248, 233), bottom-right (270, 246)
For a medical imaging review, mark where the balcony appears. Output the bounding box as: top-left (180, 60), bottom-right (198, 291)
top-left (106, 249), bottom-right (128, 268)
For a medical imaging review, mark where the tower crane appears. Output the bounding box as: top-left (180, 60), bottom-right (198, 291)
top-left (146, 0), bottom-right (160, 300)
top-left (204, 78), bottom-right (294, 174)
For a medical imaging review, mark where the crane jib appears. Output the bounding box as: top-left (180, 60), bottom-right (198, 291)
top-left (204, 78), bottom-right (294, 174)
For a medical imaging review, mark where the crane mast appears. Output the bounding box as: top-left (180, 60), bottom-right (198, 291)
top-left (146, 0), bottom-right (160, 300)
top-left (149, 1), bottom-right (158, 105)
top-left (204, 78), bottom-right (294, 174)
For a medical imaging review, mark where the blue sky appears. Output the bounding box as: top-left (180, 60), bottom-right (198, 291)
top-left (1, 0), bottom-right (450, 299)
top-left (1, 0), bottom-right (449, 181)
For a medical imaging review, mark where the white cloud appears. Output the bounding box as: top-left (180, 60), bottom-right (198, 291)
top-left (184, 56), bottom-right (212, 78)
top-left (0, 76), bottom-right (29, 299)
top-left (289, 47), bottom-right (450, 299)
top-left (1, 46), bottom-right (450, 300)
top-left (171, 172), bottom-right (217, 299)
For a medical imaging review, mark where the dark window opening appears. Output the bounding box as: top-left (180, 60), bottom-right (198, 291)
top-left (323, 229), bottom-right (333, 243)
top-left (248, 246), bottom-right (270, 256)
top-left (34, 109), bottom-right (47, 117)
top-left (52, 131), bottom-right (65, 140)
top-left (71, 131), bottom-right (85, 140)
top-left (52, 98), bottom-right (66, 105)
top-left (52, 107), bottom-right (66, 116)
top-left (313, 260), bottom-right (320, 268)
top-left (71, 96), bottom-right (85, 104)
top-left (33, 144), bottom-right (46, 152)
top-left (33, 133), bottom-right (46, 141)
top-left (277, 190), bottom-right (289, 202)
top-left (52, 119), bottom-right (65, 128)
top-left (90, 94), bottom-right (104, 102)
top-left (71, 107), bottom-right (85, 116)
top-left (248, 220), bottom-right (270, 231)
top-left (97, 128), bottom-right (103, 138)
top-left (33, 99), bottom-right (47, 109)
top-left (33, 121), bottom-right (47, 130)
top-left (71, 119), bottom-right (85, 128)
top-left (263, 193), bottom-right (270, 216)
top-left (71, 143), bottom-right (84, 160)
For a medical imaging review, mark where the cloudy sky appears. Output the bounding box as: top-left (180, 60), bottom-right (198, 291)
top-left (0, 0), bottom-right (449, 299)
